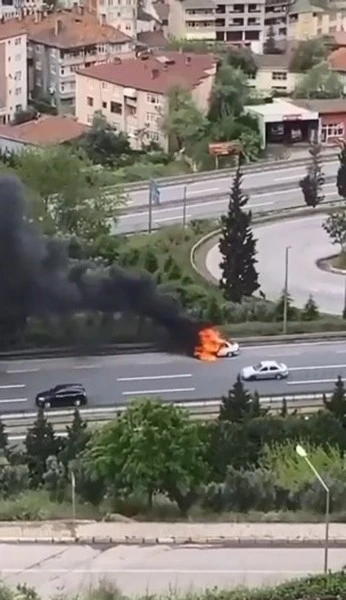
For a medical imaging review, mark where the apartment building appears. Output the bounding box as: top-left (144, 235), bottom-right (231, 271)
top-left (0, 22), bottom-right (27, 125)
top-left (168, 0), bottom-right (264, 52)
top-left (0, 0), bottom-right (44, 20)
top-left (75, 51), bottom-right (216, 150)
top-left (86, 0), bottom-right (137, 36)
top-left (0, 7), bottom-right (134, 113)
top-left (287, 0), bottom-right (346, 41)
top-left (264, 0), bottom-right (287, 39)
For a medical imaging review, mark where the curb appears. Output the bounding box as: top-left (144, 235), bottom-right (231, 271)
top-left (2, 535), bottom-right (346, 547)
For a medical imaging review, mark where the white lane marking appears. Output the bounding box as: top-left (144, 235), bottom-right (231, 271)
top-left (0, 568), bottom-right (329, 575)
top-left (287, 379), bottom-right (337, 385)
top-left (189, 187), bottom-right (219, 195)
top-left (117, 374), bottom-right (192, 382)
top-left (243, 341), bottom-right (346, 350)
top-left (289, 364), bottom-right (346, 371)
top-left (122, 387), bottom-right (196, 395)
top-left (6, 368), bottom-right (40, 374)
top-left (0, 384), bottom-right (26, 389)
top-left (156, 214), bottom-right (191, 223)
top-left (0, 398), bottom-right (27, 403)
top-left (274, 175), bottom-right (300, 182)
top-left (72, 365), bottom-right (100, 369)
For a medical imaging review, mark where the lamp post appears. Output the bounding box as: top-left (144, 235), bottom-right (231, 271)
top-left (296, 444), bottom-right (330, 574)
top-left (283, 245), bottom-right (291, 334)
top-left (182, 185), bottom-right (187, 229)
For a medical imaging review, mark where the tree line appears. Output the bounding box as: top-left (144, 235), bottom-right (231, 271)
top-left (2, 375), bottom-right (346, 518)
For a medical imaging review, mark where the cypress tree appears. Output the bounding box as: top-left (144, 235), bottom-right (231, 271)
top-left (299, 143), bottom-right (325, 208)
top-left (219, 166), bottom-right (259, 303)
top-left (337, 142), bottom-right (346, 198)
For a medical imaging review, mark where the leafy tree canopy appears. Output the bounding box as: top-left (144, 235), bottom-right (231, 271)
top-left (289, 38), bottom-right (329, 73)
top-left (209, 62), bottom-right (249, 121)
top-left (79, 112), bottom-right (132, 168)
top-left (294, 61), bottom-right (343, 99)
top-left (162, 86), bottom-right (208, 154)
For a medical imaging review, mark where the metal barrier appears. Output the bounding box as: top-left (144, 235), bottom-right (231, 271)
top-left (105, 154), bottom-right (338, 194)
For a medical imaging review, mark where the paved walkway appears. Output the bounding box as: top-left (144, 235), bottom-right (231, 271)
top-left (1, 521), bottom-right (346, 546)
top-left (206, 214), bottom-right (344, 315)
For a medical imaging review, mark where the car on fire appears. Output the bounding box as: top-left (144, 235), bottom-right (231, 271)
top-left (241, 360), bottom-right (289, 381)
top-left (35, 383), bottom-right (87, 409)
top-left (216, 340), bottom-right (240, 358)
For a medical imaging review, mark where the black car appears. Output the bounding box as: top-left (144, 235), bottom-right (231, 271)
top-left (35, 383), bottom-right (87, 409)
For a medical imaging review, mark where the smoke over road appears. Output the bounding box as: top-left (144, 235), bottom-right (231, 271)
top-left (0, 175), bottom-right (200, 351)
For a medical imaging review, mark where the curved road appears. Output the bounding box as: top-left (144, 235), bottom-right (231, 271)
top-left (1, 341), bottom-right (346, 413)
top-left (1, 543), bottom-right (345, 596)
top-left (118, 162), bottom-right (339, 233)
top-left (206, 214), bottom-right (343, 315)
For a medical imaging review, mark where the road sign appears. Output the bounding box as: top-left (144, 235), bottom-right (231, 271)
top-left (150, 180), bottom-right (160, 205)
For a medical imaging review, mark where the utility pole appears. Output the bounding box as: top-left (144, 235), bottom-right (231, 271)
top-left (182, 185), bottom-right (187, 228)
top-left (283, 245), bottom-right (291, 334)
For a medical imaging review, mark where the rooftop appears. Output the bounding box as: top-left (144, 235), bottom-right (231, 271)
top-left (0, 115), bottom-right (89, 146)
top-left (77, 51), bottom-right (216, 94)
top-left (152, 2), bottom-right (169, 21)
top-left (137, 31), bottom-right (169, 49)
top-left (0, 7), bottom-right (132, 49)
top-left (292, 98), bottom-right (346, 114)
top-left (332, 31), bottom-right (346, 47)
top-left (254, 52), bottom-right (292, 70)
top-left (245, 98), bottom-right (318, 119)
top-left (289, 0), bottom-right (324, 14)
top-left (0, 20), bottom-right (26, 41)
top-left (329, 47), bottom-right (346, 71)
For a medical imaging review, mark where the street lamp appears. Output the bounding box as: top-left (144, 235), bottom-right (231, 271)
top-left (296, 444), bottom-right (330, 574)
top-left (283, 245), bottom-right (291, 334)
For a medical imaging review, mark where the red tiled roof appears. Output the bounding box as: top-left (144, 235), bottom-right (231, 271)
top-left (332, 32), bottom-right (346, 47)
top-left (77, 51), bottom-right (216, 94)
top-left (0, 9), bottom-right (131, 49)
top-left (329, 47), bottom-right (346, 71)
top-left (137, 31), bottom-right (169, 48)
top-left (0, 22), bottom-right (26, 42)
top-left (0, 115), bottom-right (89, 146)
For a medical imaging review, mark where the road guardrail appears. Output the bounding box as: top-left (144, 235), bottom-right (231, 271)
top-left (106, 154), bottom-right (338, 194)
top-left (2, 392), bottom-right (329, 434)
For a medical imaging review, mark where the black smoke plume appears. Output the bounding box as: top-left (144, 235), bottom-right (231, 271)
top-left (0, 175), bottom-right (200, 351)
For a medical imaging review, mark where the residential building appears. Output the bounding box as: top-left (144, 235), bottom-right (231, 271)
top-left (328, 46), bottom-right (346, 91)
top-left (0, 22), bottom-right (27, 125)
top-left (0, 7), bottom-right (134, 113)
top-left (87, 0), bottom-right (137, 36)
top-left (168, 0), bottom-right (216, 42)
top-left (287, 0), bottom-right (346, 41)
top-left (152, 1), bottom-right (169, 35)
top-left (168, 0), bottom-right (265, 52)
top-left (75, 51), bottom-right (216, 150)
top-left (0, 0), bottom-right (44, 21)
top-left (248, 52), bottom-right (301, 95)
top-left (292, 98), bottom-right (346, 144)
top-left (0, 113), bottom-right (89, 151)
top-left (264, 0), bottom-right (287, 40)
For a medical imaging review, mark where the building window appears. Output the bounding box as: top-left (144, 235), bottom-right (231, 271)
top-left (15, 87), bottom-right (22, 96)
top-left (15, 71), bottom-right (21, 81)
top-left (321, 123), bottom-right (344, 140)
top-left (272, 71), bottom-right (287, 80)
top-left (102, 82), bottom-right (108, 89)
top-left (248, 73), bottom-right (256, 80)
top-left (87, 96), bottom-right (94, 107)
top-left (102, 101), bottom-right (107, 109)
top-left (35, 44), bottom-right (41, 52)
top-left (147, 131), bottom-right (159, 142)
top-left (15, 37), bottom-right (21, 45)
top-left (36, 60), bottom-right (42, 70)
top-left (147, 93), bottom-right (159, 104)
top-left (110, 100), bottom-right (122, 114)
top-left (87, 114), bottom-right (93, 124)
top-left (51, 64), bottom-right (56, 74)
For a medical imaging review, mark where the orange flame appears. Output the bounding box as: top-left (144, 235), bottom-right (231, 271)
top-left (194, 326), bottom-right (228, 361)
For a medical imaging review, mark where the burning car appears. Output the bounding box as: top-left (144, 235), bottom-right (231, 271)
top-left (194, 327), bottom-right (240, 361)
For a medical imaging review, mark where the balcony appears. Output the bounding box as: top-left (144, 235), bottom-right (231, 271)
top-left (185, 10), bottom-right (216, 19)
top-left (185, 26), bottom-right (217, 39)
top-left (123, 87), bottom-right (137, 99)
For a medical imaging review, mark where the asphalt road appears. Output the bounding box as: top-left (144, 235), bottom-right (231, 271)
top-left (206, 214), bottom-right (342, 315)
top-left (117, 161), bottom-right (339, 233)
top-left (0, 341), bottom-right (345, 414)
top-left (0, 543), bottom-right (344, 597)
top-left (126, 160), bottom-right (338, 209)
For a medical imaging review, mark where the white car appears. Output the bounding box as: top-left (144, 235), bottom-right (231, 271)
top-left (216, 340), bottom-right (240, 358)
top-left (241, 360), bottom-right (289, 381)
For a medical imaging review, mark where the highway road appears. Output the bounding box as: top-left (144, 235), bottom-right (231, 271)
top-left (0, 341), bottom-right (345, 414)
top-left (124, 159), bottom-right (338, 210)
top-left (117, 180), bottom-right (339, 234)
top-left (0, 543), bottom-right (345, 597)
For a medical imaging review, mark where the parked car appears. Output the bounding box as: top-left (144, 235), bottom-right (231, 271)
top-left (241, 360), bottom-right (289, 381)
top-left (216, 340), bottom-right (240, 358)
top-left (35, 383), bottom-right (87, 409)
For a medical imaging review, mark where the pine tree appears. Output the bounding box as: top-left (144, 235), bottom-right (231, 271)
top-left (301, 295), bottom-right (319, 321)
top-left (25, 408), bottom-right (60, 487)
top-left (60, 409), bottom-right (90, 467)
top-left (337, 142), bottom-right (346, 198)
top-left (324, 375), bottom-right (346, 424)
top-left (274, 290), bottom-right (296, 321)
top-left (299, 143), bottom-right (325, 208)
top-left (219, 375), bottom-right (261, 422)
top-left (219, 167), bottom-right (259, 303)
